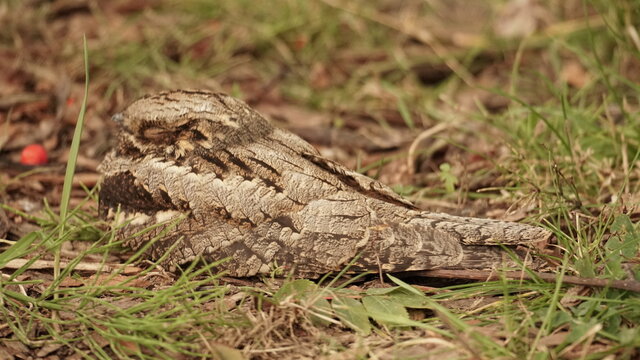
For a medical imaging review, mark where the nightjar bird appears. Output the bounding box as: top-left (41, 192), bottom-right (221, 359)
top-left (98, 90), bottom-right (551, 277)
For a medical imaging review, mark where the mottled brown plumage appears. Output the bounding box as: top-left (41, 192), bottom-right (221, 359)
top-left (98, 90), bottom-right (551, 277)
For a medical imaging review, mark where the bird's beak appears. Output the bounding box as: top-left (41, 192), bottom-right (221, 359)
top-left (111, 113), bottom-right (124, 124)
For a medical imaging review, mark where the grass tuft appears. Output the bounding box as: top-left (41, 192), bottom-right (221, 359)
top-left (1, 1), bottom-right (639, 358)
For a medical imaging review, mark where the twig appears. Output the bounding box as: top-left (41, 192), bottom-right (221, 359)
top-left (2, 258), bottom-right (142, 275)
top-left (23, 172), bottom-right (100, 187)
top-left (411, 269), bottom-right (640, 293)
top-left (220, 276), bottom-right (260, 287)
top-left (406, 122), bottom-right (452, 174)
top-left (0, 93), bottom-right (49, 109)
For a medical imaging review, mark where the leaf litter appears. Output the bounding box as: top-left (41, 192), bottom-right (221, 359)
top-left (1, 0), bottom-right (640, 359)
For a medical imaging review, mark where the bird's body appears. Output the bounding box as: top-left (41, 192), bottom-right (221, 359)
top-left (99, 90), bottom-right (551, 277)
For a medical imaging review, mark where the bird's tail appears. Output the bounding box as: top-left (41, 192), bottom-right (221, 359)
top-left (418, 212), bottom-right (552, 245)
top-left (417, 212), bottom-right (552, 270)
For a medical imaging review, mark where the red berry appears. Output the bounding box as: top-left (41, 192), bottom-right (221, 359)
top-left (20, 144), bottom-right (48, 165)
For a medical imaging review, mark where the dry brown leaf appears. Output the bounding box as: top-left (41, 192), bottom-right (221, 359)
top-left (539, 331), bottom-right (569, 346)
top-left (494, 0), bottom-right (551, 38)
top-left (561, 60), bottom-right (591, 88)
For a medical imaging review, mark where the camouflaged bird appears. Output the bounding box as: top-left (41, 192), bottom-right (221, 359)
top-left (98, 90), bottom-right (551, 277)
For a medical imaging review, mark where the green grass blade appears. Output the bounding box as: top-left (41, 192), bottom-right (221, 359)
top-left (59, 35), bottom-right (90, 234)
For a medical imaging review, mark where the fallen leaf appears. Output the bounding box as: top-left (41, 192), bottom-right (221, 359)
top-left (208, 343), bottom-right (245, 360)
top-left (561, 60), bottom-right (590, 88)
top-left (494, 0), bottom-right (550, 38)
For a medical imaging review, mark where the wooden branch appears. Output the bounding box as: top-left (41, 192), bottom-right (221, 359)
top-left (411, 269), bottom-right (640, 293)
top-left (2, 258), bottom-right (142, 275)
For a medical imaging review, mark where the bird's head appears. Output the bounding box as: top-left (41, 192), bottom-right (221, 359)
top-left (113, 90), bottom-right (272, 159)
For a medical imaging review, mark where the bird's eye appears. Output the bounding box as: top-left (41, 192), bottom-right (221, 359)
top-left (142, 127), bottom-right (170, 140)
top-left (139, 119), bottom-right (202, 145)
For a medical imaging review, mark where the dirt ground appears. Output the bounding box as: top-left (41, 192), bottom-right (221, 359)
top-left (1, 0), bottom-right (639, 359)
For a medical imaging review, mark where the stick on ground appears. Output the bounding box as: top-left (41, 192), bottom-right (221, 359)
top-left (411, 269), bottom-right (640, 293)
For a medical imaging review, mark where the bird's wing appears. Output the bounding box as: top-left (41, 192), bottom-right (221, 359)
top-left (300, 152), bottom-right (417, 209)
